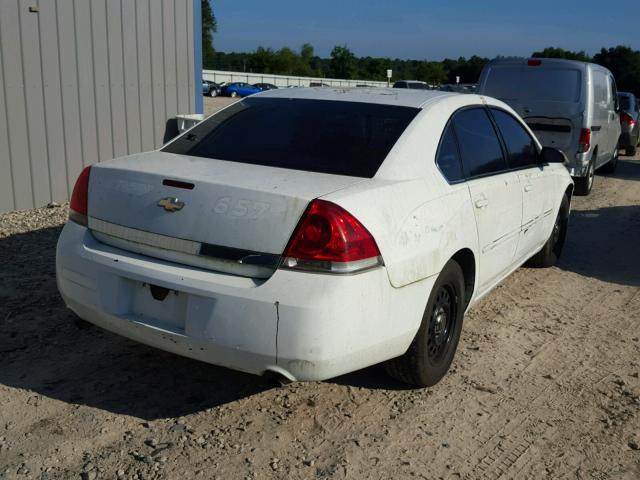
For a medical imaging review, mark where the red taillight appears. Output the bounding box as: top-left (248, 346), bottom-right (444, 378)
top-left (528, 59), bottom-right (542, 66)
top-left (281, 199), bottom-right (382, 274)
top-left (578, 128), bottom-right (591, 153)
top-left (621, 112), bottom-right (636, 128)
top-left (69, 166), bottom-right (91, 225)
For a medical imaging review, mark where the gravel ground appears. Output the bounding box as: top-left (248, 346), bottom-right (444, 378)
top-left (204, 96), bottom-right (239, 116)
top-left (1, 153), bottom-right (639, 480)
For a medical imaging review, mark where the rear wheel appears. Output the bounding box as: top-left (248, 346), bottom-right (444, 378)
top-left (527, 194), bottom-right (569, 268)
top-left (628, 146), bottom-right (637, 156)
top-left (209, 88), bottom-right (217, 97)
top-left (230, 91), bottom-right (238, 98)
top-left (574, 156), bottom-right (595, 195)
top-left (385, 260), bottom-right (465, 387)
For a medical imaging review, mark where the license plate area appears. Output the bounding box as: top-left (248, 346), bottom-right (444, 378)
top-left (129, 282), bottom-right (187, 332)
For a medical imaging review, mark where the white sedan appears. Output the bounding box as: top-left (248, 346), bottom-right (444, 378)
top-left (56, 88), bottom-right (573, 387)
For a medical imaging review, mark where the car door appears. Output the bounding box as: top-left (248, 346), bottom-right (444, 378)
top-left (489, 108), bottom-right (554, 261)
top-left (453, 107), bottom-right (523, 292)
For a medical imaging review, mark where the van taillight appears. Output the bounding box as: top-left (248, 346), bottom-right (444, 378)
top-left (621, 112), bottom-right (636, 128)
top-left (527, 59), bottom-right (542, 66)
top-left (281, 199), bottom-right (382, 274)
top-left (69, 166), bottom-right (91, 226)
top-left (578, 128), bottom-right (591, 153)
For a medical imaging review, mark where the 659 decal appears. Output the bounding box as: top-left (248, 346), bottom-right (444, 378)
top-left (213, 197), bottom-right (270, 219)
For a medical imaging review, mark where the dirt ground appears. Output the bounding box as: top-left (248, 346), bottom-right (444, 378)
top-left (204, 96), bottom-right (239, 116)
top-left (1, 150), bottom-right (639, 480)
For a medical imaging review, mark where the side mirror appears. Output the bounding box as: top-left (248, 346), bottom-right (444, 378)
top-left (541, 146), bottom-right (568, 164)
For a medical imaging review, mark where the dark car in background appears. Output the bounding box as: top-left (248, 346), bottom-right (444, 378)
top-left (202, 80), bottom-right (220, 97)
top-left (618, 92), bottom-right (640, 156)
top-left (393, 80), bottom-right (430, 90)
top-left (221, 82), bottom-right (262, 98)
top-left (253, 83), bottom-right (278, 91)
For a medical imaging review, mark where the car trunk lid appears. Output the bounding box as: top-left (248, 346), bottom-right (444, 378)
top-left (87, 152), bottom-right (365, 277)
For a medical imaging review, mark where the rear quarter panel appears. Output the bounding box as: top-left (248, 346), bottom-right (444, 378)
top-left (323, 97), bottom-right (481, 289)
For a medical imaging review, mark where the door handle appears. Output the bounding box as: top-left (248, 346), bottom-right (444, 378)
top-left (524, 184), bottom-right (534, 192)
top-left (474, 199), bottom-right (489, 209)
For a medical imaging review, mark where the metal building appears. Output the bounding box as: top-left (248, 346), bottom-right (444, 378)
top-left (0, 0), bottom-right (203, 213)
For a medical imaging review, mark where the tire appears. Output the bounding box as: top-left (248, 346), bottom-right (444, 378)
top-left (526, 194), bottom-right (569, 268)
top-left (385, 260), bottom-right (465, 387)
top-left (599, 146), bottom-right (619, 173)
top-left (574, 155), bottom-right (595, 196)
top-left (627, 146), bottom-right (636, 156)
top-left (209, 88), bottom-right (218, 98)
top-left (230, 91), bottom-right (238, 98)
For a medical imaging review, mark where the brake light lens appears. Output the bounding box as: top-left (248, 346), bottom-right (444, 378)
top-left (527, 59), bottom-right (542, 66)
top-left (578, 128), bottom-right (591, 153)
top-left (621, 112), bottom-right (636, 128)
top-left (281, 199), bottom-right (382, 274)
top-left (69, 166), bottom-right (91, 225)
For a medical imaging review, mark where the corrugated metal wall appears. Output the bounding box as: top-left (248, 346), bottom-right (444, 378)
top-left (0, 0), bottom-right (198, 213)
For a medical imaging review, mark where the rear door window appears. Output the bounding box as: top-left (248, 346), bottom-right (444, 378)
top-left (484, 66), bottom-right (582, 102)
top-left (163, 98), bottom-right (420, 178)
top-left (453, 108), bottom-right (507, 177)
top-left (435, 123), bottom-right (463, 182)
top-left (490, 109), bottom-right (540, 169)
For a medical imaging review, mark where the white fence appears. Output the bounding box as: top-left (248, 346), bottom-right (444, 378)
top-left (203, 69), bottom-right (389, 88)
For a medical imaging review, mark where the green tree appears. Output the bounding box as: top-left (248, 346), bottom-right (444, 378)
top-left (532, 47), bottom-right (591, 62)
top-left (201, 0), bottom-right (217, 69)
top-left (593, 46), bottom-right (640, 97)
top-left (415, 61), bottom-right (447, 85)
top-left (330, 45), bottom-right (357, 79)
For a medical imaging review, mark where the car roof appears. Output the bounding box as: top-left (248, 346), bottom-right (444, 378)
top-left (253, 87), bottom-right (456, 109)
top-left (484, 57), bottom-right (613, 74)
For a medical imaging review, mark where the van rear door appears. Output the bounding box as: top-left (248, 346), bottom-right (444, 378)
top-left (480, 62), bottom-right (583, 153)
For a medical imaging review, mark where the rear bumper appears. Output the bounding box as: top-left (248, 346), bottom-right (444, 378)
top-left (56, 222), bottom-right (430, 381)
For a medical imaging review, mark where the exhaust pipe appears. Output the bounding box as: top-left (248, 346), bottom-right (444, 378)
top-left (262, 368), bottom-right (295, 387)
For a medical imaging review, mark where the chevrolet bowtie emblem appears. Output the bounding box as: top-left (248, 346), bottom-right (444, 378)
top-left (157, 197), bottom-right (184, 212)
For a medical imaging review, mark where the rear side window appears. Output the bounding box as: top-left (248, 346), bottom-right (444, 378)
top-left (163, 98), bottom-right (419, 178)
top-left (393, 81), bottom-right (408, 88)
top-left (453, 108), bottom-right (506, 177)
top-left (436, 123), bottom-right (463, 182)
top-left (490, 109), bottom-right (539, 169)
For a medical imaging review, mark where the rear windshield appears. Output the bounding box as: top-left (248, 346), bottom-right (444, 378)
top-left (618, 94), bottom-right (632, 111)
top-left (163, 98), bottom-right (419, 178)
top-left (483, 66), bottom-right (582, 103)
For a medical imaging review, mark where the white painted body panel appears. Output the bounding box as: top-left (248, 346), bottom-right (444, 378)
top-left (56, 88), bottom-right (573, 381)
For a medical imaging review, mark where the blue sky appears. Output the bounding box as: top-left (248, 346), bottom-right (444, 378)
top-left (212, 0), bottom-right (639, 59)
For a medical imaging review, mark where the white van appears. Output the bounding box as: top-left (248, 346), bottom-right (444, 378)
top-left (478, 58), bottom-right (621, 195)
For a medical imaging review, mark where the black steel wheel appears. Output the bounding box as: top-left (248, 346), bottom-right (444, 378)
top-left (426, 286), bottom-right (458, 364)
top-left (385, 259), bottom-right (466, 387)
top-left (527, 194), bottom-right (569, 268)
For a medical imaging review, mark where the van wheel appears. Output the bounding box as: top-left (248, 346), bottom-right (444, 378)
top-left (627, 146), bottom-right (636, 156)
top-left (574, 157), bottom-right (595, 195)
top-left (600, 147), bottom-right (619, 173)
top-left (384, 260), bottom-right (465, 387)
top-left (527, 195), bottom-right (569, 268)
